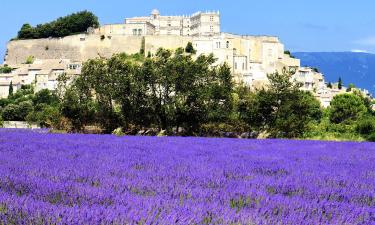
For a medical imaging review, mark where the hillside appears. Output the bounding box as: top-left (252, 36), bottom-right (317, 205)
top-left (293, 52), bottom-right (375, 94)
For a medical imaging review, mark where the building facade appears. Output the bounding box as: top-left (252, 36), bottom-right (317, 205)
top-left (94, 9), bottom-right (220, 37)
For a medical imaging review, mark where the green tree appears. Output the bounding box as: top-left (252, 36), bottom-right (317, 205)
top-left (32, 89), bottom-right (59, 107)
top-left (338, 77), bottom-right (343, 90)
top-left (17, 11), bottom-right (99, 39)
top-left (239, 69), bottom-right (322, 138)
top-left (346, 83), bottom-right (355, 92)
top-left (8, 81), bottom-right (13, 97)
top-left (18, 101), bottom-right (33, 120)
top-left (60, 85), bottom-right (96, 132)
top-left (272, 91), bottom-right (322, 138)
top-left (2, 104), bottom-right (18, 121)
top-left (140, 37), bottom-right (145, 55)
top-left (0, 65), bottom-right (12, 74)
top-left (327, 82), bottom-right (332, 89)
top-left (329, 93), bottom-right (367, 124)
top-left (185, 42), bottom-right (196, 54)
top-left (26, 105), bottom-right (61, 128)
top-left (17, 23), bottom-right (36, 39)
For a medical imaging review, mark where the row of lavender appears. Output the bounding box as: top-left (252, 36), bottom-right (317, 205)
top-left (0, 129), bottom-right (374, 224)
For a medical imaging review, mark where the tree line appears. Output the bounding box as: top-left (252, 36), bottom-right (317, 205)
top-left (0, 45), bottom-right (374, 141)
top-left (17, 11), bottom-right (99, 40)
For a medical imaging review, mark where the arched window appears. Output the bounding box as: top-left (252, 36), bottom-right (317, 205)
top-left (226, 41), bottom-right (229, 48)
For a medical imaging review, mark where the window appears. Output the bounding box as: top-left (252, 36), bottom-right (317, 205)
top-left (242, 63), bottom-right (245, 70)
top-left (234, 62), bottom-right (237, 70)
top-left (216, 42), bottom-right (221, 48)
top-left (133, 29), bottom-right (137, 36)
top-left (210, 26), bottom-right (214, 31)
top-left (210, 16), bottom-right (214, 22)
top-left (138, 29), bottom-right (142, 36)
top-left (226, 41), bottom-right (229, 48)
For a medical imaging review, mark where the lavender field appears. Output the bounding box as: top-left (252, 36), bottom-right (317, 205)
top-left (0, 129), bottom-right (374, 224)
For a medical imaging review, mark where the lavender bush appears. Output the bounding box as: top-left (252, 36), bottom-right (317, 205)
top-left (0, 129), bottom-right (374, 224)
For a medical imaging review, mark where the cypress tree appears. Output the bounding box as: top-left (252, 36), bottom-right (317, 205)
top-left (8, 81), bottom-right (13, 97)
top-left (338, 77), bottom-right (342, 90)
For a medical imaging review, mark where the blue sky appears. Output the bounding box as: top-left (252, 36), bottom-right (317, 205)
top-left (1, 0), bottom-right (375, 63)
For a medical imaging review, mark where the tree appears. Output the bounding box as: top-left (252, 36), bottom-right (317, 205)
top-left (0, 65), bottom-right (12, 74)
top-left (2, 104), bottom-right (18, 121)
top-left (239, 69), bottom-right (322, 138)
top-left (18, 101), bottom-right (33, 120)
top-left (17, 24), bottom-right (36, 39)
top-left (327, 82), bottom-right (332, 89)
top-left (283, 50), bottom-right (294, 58)
top-left (338, 77), bottom-right (343, 90)
top-left (16, 11), bottom-right (99, 39)
top-left (140, 37), bottom-right (145, 55)
top-left (346, 83), bottom-right (355, 92)
top-left (329, 93), bottom-right (367, 124)
top-left (272, 91), bottom-right (322, 138)
top-left (32, 89), bottom-right (59, 107)
top-left (60, 85), bottom-right (96, 132)
top-left (185, 42), bottom-right (196, 54)
top-left (8, 81), bottom-right (13, 97)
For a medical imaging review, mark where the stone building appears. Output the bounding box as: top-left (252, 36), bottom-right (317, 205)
top-left (94, 9), bottom-right (220, 37)
top-left (0, 59), bottom-right (81, 98)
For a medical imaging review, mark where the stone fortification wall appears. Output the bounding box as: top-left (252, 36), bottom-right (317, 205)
top-left (4, 34), bottom-right (145, 64)
top-left (145, 35), bottom-right (191, 55)
top-left (4, 34), bottom-right (193, 65)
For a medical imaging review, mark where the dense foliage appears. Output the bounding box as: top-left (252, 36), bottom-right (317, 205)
top-left (17, 11), bottom-right (99, 39)
top-left (0, 65), bottom-right (12, 74)
top-left (0, 129), bottom-right (374, 224)
top-left (237, 70), bottom-right (322, 138)
top-left (61, 48), bottom-right (234, 134)
top-left (0, 45), bottom-right (374, 140)
top-left (0, 85), bottom-right (60, 127)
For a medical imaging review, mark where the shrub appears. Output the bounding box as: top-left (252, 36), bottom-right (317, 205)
top-left (366, 133), bottom-right (375, 142)
top-left (25, 56), bottom-right (35, 64)
top-left (200, 122), bottom-right (249, 137)
top-left (2, 104), bottom-right (19, 121)
top-left (112, 127), bottom-right (125, 136)
top-left (0, 65), bottom-right (12, 74)
top-left (329, 93), bottom-right (367, 124)
top-left (356, 117), bottom-right (375, 135)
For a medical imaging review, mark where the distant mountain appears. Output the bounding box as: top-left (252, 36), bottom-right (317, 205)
top-left (293, 52), bottom-right (375, 94)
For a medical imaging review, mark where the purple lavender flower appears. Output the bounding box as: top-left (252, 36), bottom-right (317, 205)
top-left (0, 129), bottom-right (374, 224)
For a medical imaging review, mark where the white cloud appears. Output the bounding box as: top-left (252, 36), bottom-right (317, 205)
top-left (351, 49), bottom-right (369, 53)
top-left (354, 36), bottom-right (375, 46)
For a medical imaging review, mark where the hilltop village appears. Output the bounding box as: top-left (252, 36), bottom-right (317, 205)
top-left (0, 9), bottom-right (370, 106)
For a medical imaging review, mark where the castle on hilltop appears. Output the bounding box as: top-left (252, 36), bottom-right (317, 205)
top-left (94, 9), bottom-right (220, 37)
top-left (0, 9), bottom-right (361, 106)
